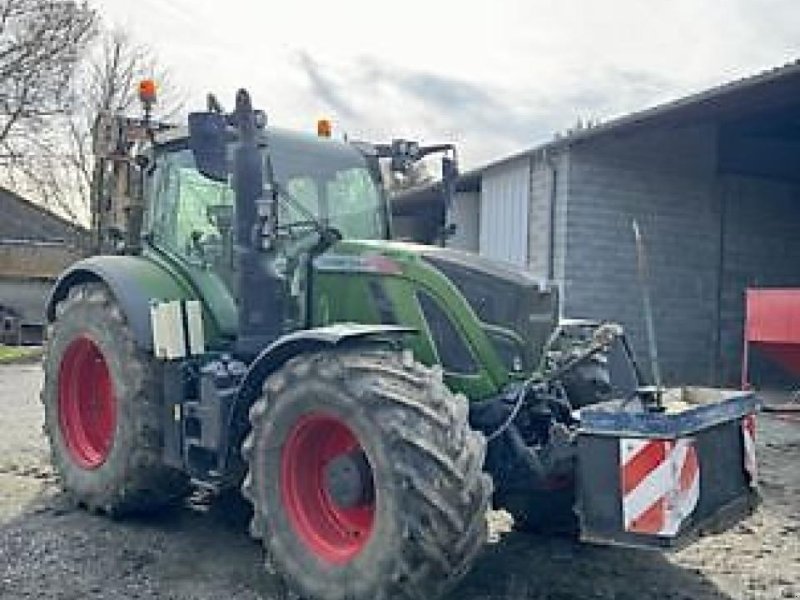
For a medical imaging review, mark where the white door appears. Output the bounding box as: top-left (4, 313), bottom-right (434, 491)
top-left (479, 159), bottom-right (530, 267)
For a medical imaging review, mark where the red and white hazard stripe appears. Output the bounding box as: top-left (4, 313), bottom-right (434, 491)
top-left (742, 414), bottom-right (757, 486)
top-left (620, 438), bottom-right (700, 537)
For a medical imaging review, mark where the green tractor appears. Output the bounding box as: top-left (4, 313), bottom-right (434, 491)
top-left (42, 86), bottom-right (759, 600)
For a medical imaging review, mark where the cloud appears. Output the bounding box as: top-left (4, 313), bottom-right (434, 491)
top-left (294, 51), bottom-right (679, 165)
top-left (95, 0), bottom-right (800, 169)
top-left (297, 51), bottom-right (360, 120)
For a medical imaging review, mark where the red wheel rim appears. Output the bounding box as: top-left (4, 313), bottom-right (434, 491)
top-left (280, 413), bottom-right (375, 564)
top-left (58, 336), bottom-right (117, 469)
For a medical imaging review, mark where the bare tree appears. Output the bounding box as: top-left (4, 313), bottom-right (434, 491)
top-left (0, 20), bottom-right (182, 224)
top-left (0, 0), bottom-right (96, 219)
top-left (67, 28), bottom-right (183, 205)
top-left (0, 0), bottom-right (95, 144)
top-left (54, 28), bottom-right (183, 223)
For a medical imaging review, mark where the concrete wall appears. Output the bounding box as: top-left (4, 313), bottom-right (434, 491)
top-left (562, 124), bottom-right (721, 384)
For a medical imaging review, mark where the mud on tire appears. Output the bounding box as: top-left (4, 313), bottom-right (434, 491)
top-left (41, 282), bottom-right (188, 515)
top-left (242, 348), bottom-right (493, 600)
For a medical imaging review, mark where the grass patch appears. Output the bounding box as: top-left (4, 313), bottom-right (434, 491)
top-left (0, 345), bottom-right (42, 364)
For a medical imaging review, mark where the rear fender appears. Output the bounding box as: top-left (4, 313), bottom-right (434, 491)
top-left (237, 323), bottom-right (415, 404)
top-left (46, 256), bottom-right (195, 351)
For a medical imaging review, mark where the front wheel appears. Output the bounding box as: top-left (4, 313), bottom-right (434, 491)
top-left (41, 283), bottom-right (188, 514)
top-left (242, 349), bottom-right (492, 600)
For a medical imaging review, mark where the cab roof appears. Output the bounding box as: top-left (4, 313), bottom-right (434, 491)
top-left (153, 123), bottom-right (366, 164)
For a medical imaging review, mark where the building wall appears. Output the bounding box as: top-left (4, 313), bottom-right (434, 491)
top-left (562, 124), bottom-right (721, 384)
top-left (458, 120), bottom-right (800, 386)
top-left (528, 157), bottom-right (552, 279)
top-left (0, 278), bottom-right (53, 323)
top-left (479, 157), bottom-right (530, 267)
top-left (718, 174), bottom-right (800, 384)
top-left (0, 243), bottom-right (81, 279)
top-left (0, 191), bottom-right (86, 344)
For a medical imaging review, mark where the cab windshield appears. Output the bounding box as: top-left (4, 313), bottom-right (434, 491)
top-left (269, 130), bottom-right (387, 239)
top-left (149, 131), bottom-right (387, 262)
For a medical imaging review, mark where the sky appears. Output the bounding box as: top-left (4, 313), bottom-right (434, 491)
top-left (92, 0), bottom-right (800, 168)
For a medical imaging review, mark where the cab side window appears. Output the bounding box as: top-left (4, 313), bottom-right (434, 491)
top-left (150, 150), bottom-right (233, 264)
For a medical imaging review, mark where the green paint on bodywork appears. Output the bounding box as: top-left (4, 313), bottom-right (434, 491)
top-left (143, 247), bottom-right (238, 341)
top-left (312, 239), bottom-right (515, 400)
top-left (92, 236), bottom-right (525, 400)
top-left (52, 253), bottom-right (212, 340)
top-left (103, 225), bottom-right (525, 400)
top-left (122, 253), bottom-right (231, 345)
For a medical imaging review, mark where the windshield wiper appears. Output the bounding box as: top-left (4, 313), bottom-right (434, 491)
top-left (270, 181), bottom-right (321, 230)
top-left (268, 180), bottom-right (341, 246)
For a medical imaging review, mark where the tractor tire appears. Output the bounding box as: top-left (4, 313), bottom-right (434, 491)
top-left (41, 282), bottom-right (188, 515)
top-left (242, 348), bottom-right (492, 600)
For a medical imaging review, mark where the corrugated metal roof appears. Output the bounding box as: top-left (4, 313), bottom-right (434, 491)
top-left (468, 58), bottom-right (800, 175)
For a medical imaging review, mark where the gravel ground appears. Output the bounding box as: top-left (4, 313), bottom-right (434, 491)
top-left (0, 363), bottom-right (798, 600)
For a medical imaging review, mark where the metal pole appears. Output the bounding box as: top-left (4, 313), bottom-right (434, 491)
top-left (632, 220), bottom-right (663, 398)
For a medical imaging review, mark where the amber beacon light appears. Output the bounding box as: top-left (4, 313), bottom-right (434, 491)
top-left (317, 118), bottom-right (332, 138)
top-left (138, 79), bottom-right (157, 106)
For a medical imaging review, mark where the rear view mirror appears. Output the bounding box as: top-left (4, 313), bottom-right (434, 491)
top-left (188, 112), bottom-right (229, 182)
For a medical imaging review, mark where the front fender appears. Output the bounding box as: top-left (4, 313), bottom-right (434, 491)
top-left (237, 323), bottom-right (415, 403)
top-left (46, 255), bottom-right (196, 351)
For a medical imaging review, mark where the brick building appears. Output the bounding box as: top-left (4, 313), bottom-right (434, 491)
top-left (0, 189), bottom-right (85, 344)
top-left (394, 61), bottom-right (800, 386)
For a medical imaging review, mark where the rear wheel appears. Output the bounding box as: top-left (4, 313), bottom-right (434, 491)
top-left (41, 283), bottom-right (188, 514)
top-left (242, 348), bottom-right (492, 600)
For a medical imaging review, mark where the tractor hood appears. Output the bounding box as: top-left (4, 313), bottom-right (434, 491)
top-left (313, 240), bottom-right (559, 378)
top-left (420, 247), bottom-right (559, 373)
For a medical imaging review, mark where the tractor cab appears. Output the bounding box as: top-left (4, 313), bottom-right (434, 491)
top-left (146, 125), bottom-right (389, 264)
top-left (92, 88), bottom-right (458, 355)
top-left (141, 127), bottom-right (390, 337)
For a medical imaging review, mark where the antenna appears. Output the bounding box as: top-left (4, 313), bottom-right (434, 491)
top-left (632, 220), bottom-right (663, 407)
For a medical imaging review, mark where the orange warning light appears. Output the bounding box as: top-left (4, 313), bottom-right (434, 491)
top-left (317, 118), bottom-right (332, 138)
top-left (138, 79), bottom-right (157, 105)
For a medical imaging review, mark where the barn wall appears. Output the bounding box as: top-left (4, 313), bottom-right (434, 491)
top-left (563, 124), bottom-right (720, 385)
top-left (528, 156), bottom-right (558, 279)
top-left (718, 175), bottom-right (800, 384)
top-left (0, 278), bottom-right (53, 323)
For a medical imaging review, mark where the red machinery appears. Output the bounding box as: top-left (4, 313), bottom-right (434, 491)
top-left (743, 289), bottom-right (800, 388)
